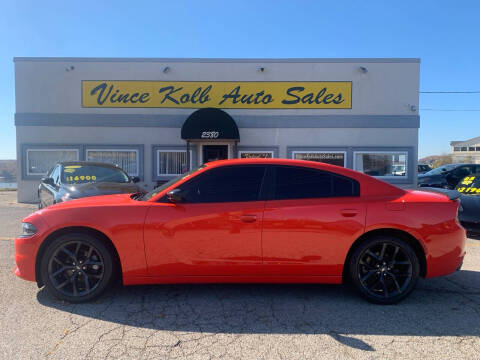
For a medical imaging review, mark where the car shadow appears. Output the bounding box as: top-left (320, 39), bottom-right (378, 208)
top-left (467, 233), bottom-right (480, 240)
top-left (37, 269), bottom-right (480, 350)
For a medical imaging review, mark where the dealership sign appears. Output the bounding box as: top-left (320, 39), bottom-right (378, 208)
top-left (82, 81), bottom-right (352, 109)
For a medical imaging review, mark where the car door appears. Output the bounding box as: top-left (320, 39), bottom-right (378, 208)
top-left (143, 165), bottom-right (267, 276)
top-left (262, 165), bottom-right (366, 276)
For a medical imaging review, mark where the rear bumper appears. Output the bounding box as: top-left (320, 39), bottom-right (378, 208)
top-left (425, 225), bottom-right (467, 278)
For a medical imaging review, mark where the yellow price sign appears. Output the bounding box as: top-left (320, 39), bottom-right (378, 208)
top-left (65, 175), bottom-right (97, 182)
top-left (457, 186), bottom-right (480, 194)
top-left (461, 176), bottom-right (475, 185)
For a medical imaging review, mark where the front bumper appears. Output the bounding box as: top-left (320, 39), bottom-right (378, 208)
top-left (14, 235), bottom-right (40, 282)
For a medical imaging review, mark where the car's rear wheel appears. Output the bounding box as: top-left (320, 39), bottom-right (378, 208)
top-left (349, 236), bottom-right (420, 304)
top-left (40, 233), bottom-right (114, 302)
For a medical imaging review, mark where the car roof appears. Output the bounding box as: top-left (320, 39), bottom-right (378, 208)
top-left (191, 158), bottom-right (405, 197)
top-left (56, 161), bottom-right (120, 168)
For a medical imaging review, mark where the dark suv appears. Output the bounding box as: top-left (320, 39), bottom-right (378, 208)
top-left (417, 163), bottom-right (480, 189)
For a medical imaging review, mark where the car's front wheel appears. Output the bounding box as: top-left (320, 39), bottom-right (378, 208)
top-left (349, 236), bottom-right (420, 304)
top-left (40, 233), bottom-right (114, 302)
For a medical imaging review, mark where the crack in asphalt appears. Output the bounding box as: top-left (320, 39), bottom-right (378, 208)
top-left (34, 279), bottom-right (480, 360)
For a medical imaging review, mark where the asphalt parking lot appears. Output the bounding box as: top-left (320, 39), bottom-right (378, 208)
top-left (0, 191), bottom-right (479, 360)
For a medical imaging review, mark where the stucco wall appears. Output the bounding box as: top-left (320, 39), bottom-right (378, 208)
top-left (15, 58), bottom-right (419, 116)
top-left (15, 58), bottom-right (420, 203)
top-left (16, 125), bottom-right (418, 203)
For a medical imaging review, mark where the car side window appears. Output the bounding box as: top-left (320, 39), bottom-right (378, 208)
top-left (54, 166), bottom-right (62, 185)
top-left (453, 166), bottom-right (473, 178)
top-left (273, 166), bottom-right (360, 200)
top-left (49, 166), bottom-right (60, 185)
top-left (179, 165), bottom-right (267, 203)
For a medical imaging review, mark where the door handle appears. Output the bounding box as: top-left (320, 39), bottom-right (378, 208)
top-left (340, 209), bottom-right (358, 217)
top-left (240, 214), bottom-right (257, 223)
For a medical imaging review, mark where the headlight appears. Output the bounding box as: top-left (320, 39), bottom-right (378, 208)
top-left (20, 222), bottom-right (37, 237)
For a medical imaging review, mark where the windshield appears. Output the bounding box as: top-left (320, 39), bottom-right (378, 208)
top-left (455, 175), bottom-right (480, 195)
top-left (424, 164), bottom-right (456, 176)
top-left (140, 165), bottom-right (206, 201)
top-left (61, 164), bottom-right (131, 184)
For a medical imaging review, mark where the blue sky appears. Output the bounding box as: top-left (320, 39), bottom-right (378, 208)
top-left (1, 0), bottom-right (479, 159)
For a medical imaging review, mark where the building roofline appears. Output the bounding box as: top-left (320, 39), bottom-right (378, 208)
top-left (13, 57), bottom-right (421, 64)
top-left (450, 136), bottom-right (480, 147)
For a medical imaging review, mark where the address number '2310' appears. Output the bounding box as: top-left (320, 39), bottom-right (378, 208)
top-left (201, 131), bottom-right (220, 139)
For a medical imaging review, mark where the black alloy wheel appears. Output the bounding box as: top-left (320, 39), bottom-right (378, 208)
top-left (349, 236), bottom-right (420, 304)
top-left (40, 233), bottom-right (114, 302)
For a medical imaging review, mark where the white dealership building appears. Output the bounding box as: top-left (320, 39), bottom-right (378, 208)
top-left (14, 57), bottom-right (420, 203)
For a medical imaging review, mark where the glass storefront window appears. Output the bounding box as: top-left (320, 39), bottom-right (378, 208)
top-left (157, 150), bottom-right (191, 175)
top-left (86, 149), bottom-right (139, 176)
top-left (27, 149), bottom-right (79, 175)
top-left (293, 151), bottom-right (346, 167)
top-left (354, 152), bottom-right (407, 177)
top-left (239, 151), bottom-right (274, 159)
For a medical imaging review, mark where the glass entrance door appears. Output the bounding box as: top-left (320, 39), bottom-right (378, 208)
top-left (202, 145), bottom-right (228, 163)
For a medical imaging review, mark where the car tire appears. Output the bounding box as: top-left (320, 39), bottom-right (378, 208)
top-left (349, 236), bottom-right (420, 304)
top-left (40, 233), bottom-right (114, 303)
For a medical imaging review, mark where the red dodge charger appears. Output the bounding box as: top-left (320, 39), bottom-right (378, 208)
top-left (14, 159), bottom-right (466, 304)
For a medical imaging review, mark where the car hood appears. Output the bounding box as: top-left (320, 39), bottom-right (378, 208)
top-left (418, 173), bottom-right (440, 179)
top-left (46, 193), bottom-right (138, 210)
top-left (63, 182), bottom-right (141, 198)
top-left (417, 174), bottom-right (444, 184)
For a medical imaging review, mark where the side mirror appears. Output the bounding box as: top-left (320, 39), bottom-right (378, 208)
top-left (131, 176), bottom-right (140, 183)
top-left (41, 177), bottom-right (55, 186)
top-left (166, 189), bottom-right (183, 203)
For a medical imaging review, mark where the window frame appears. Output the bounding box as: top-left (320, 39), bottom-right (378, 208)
top-left (238, 150), bottom-right (274, 159)
top-left (83, 144), bottom-right (144, 180)
top-left (291, 150), bottom-right (347, 167)
top-left (237, 146), bottom-right (279, 159)
top-left (85, 148), bottom-right (140, 177)
top-left (353, 150), bottom-right (409, 180)
top-left (24, 146), bottom-right (80, 178)
top-left (152, 145), bottom-right (198, 181)
top-left (156, 149), bottom-right (193, 176)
